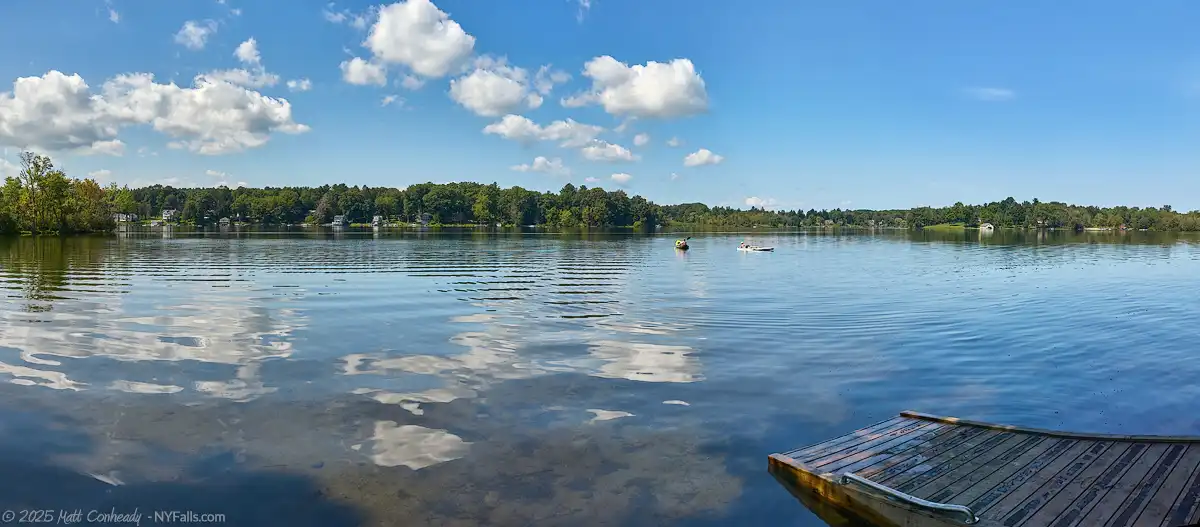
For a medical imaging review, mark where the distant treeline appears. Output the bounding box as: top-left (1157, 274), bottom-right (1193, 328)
top-left (4, 152), bottom-right (1200, 233)
top-left (667, 198), bottom-right (1200, 231)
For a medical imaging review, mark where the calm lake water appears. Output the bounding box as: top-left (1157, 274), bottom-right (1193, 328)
top-left (1, 228), bottom-right (1199, 526)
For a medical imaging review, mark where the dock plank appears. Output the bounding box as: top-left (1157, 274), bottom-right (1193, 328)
top-left (912, 433), bottom-right (1039, 501)
top-left (921, 434), bottom-right (1046, 506)
top-left (1162, 457), bottom-right (1200, 527)
top-left (1011, 442), bottom-right (1132, 527)
top-left (795, 418), bottom-right (919, 464)
top-left (768, 411), bottom-right (1200, 527)
top-left (876, 428), bottom-right (1005, 487)
top-left (969, 439), bottom-right (1081, 513)
top-left (892, 431), bottom-right (1021, 494)
top-left (855, 425), bottom-right (989, 481)
top-left (991, 441), bottom-right (1114, 526)
top-left (1074, 443), bottom-right (1171, 527)
top-left (803, 421), bottom-right (931, 468)
top-left (784, 416), bottom-right (905, 458)
top-left (1047, 443), bottom-right (1149, 527)
top-left (1107, 444), bottom-right (1189, 527)
top-left (976, 440), bottom-right (1096, 518)
top-left (819, 422), bottom-right (949, 474)
top-left (1135, 444), bottom-right (1200, 527)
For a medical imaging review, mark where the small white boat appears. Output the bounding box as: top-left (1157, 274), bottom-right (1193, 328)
top-left (738, 245), bottom-right (774, 252)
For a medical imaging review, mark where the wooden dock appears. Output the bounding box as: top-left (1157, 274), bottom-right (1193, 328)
top-left (769, 411), bottom-right (1200, 527)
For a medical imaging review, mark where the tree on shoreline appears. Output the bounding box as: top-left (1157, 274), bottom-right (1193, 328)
top-left (3, 151), bottom-right (1200, 232)
top-left (0, 152), bottom-right (116, 234)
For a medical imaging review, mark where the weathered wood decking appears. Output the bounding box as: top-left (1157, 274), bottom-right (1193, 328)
top-left (769, 411), bottom-right (1200, 527)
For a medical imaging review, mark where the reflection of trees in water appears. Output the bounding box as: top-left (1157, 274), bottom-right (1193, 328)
top-left (0, 237), bottom-right (115, 312)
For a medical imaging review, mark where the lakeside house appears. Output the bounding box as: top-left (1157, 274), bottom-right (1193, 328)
top-left (162, 209), bottom-right (178, 221)
top-left (332, 215), bottom-right (346, 227)
top-left (372, 215), bottom-right (383, 226)
top-left (980, 222), bottom-right (995, 231)
top-left (219, 217), bottom-right (231, 226)
top-left (113, 213), bottom-right (138, 223)
top-left (418, 212), bottom-right (432, 225)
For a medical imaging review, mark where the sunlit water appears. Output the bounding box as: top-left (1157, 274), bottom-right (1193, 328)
top-left (1, 228), bottom-right (1198, 526)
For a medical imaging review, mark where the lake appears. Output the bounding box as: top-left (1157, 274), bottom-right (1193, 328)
top-left (1, 228), bottom-right (1198, 526)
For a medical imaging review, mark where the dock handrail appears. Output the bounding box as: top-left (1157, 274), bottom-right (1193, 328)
top-left (839, 472), bottom-right (978, 525)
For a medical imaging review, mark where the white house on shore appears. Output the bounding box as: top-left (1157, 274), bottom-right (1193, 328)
top-left (162, 209), bottom-right (178, 221)
top-left (980, 222), bottom-right (995, 231)
top-left (331, 215), bottom-right (346, 227)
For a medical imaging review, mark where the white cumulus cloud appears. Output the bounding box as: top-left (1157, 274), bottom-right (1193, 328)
top-left (610, 172), bottom-right (632, 184)
top-left (341, 57), bottom-right (388, 86)
top-left (80, 140), bottom-right (126, 156)
top-left (482, 114), bottom-right (604, 148)
top-left (381, 94), bottom-right (403, 107)
top-left (323, 3), bottom-right (370, 29)
top-left (683, 148), bottom-right (723, 167)
top-left (633, 133), bottom-right (649, 146)
top-left (206, 37), bottom-right (283, 89)
top-left (510, 156), bottom-right (570, 176)
top-left (87, 169), bottom-right (112, 182)
top-left (400, 75), bottom-right (425, 90)
top-left (450, 58), bottom-right (542, 117)
top-left (581, 140), bottom-right (637, 163)
top-left (534, 65), bottom-right (570, 95)
top-left (562, 56), bottom-right (708, 119)
top-left (666, 136), bottom-right (682, 147)
top-left (364, 0), bottom-right (476, 79)
top-left (203, 38), bottom-right (281, 89)
top-left (234, 38), bottom-right (261, 65)
top-left (745, 197), bottom-right (778, 210)
top-left (286, 78), bottom-right (312, 92)
top-left (203, 69), bottom-right (279, 89)
top-left (204, 169), bottom-right (245, 188)
top-left (0, 70), bottom-right (309, 156)
top-left (174, 20), bottom-right (218, 50)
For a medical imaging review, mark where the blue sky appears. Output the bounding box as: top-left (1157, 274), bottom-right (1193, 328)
top-left (1, 0), bottom-right (1198, 211)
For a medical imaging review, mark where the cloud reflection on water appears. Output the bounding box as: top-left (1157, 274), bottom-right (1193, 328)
top-left (0, 264), bottom-right (305, 400)
top-left (585, 340), bottom-right (702, 384)
top-left (368, 421), bottom-right (472, 470)
top-left (0, 360), bottom-right (83, 390)
top-left (0, 235), bottom-right (753, 524)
